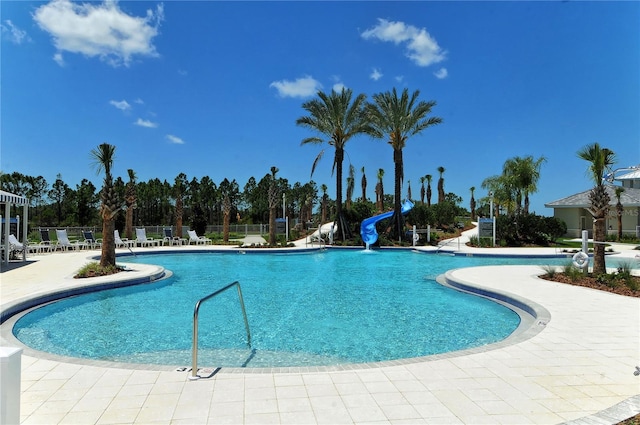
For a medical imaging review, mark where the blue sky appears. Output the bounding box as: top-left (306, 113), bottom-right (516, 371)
top-left (2, 0), bottom-right (638, 215)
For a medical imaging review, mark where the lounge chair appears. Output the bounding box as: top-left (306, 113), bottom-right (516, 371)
top-left (187, 230), bottom-right (212, 245)
top-left (38, 229), bottom-right (56, 252)
top-left (114, 230), bottom-right (134, 248)
top-left (82, 230), bottom-right (102, 249)
top-left (163, 228), bottom-right (186, 246)
top-left (8, 234), bottom-right (25, 258)
top-left (135, 228), bottom-right (160, 247)
top-left (56, 229), bottom-right (86, 251)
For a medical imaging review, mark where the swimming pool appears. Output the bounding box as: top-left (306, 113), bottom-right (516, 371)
top-left (13, 250), bottom-right (570, 368)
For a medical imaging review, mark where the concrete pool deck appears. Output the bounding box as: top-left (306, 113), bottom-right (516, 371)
top-left (1, 243), bottom-right (639, 424)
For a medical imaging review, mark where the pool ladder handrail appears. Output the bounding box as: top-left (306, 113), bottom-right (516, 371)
top-left (190, 281), bottom-right (251, 380)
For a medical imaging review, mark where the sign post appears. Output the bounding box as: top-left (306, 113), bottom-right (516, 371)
top-left (478, 217), bottom-right (495, 247)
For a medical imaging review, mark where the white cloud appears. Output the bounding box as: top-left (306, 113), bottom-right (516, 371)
top-left (135, 118), bottom-right (157, 128)
top-left (395, 75), bottom-right (404, 83)
top-left (269, 76), bottom-right (321, 98)
top-left (361, 18), bottom-right (446, 67)
top-left (166, 134), bottom-right (184, 144)
top-left (33, 0), bottom-right (164, 67)
top-left (1, 20), bottom-right (31, 44)
top-left (134, 98), bottom-right (144, 104)
top-left (332, 82), bottom-right (346, 92)
top-left (53, 52), bottom-right (65, 66)
top-left (434, 68), bottom-right (448, 79)
top-left (370, 68), bottom-right (383, 81)
top-left (109, 99), bottom-right (131, 111)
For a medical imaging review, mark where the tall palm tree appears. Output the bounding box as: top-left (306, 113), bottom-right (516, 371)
top-left (437, 166), bottom-right (446, 203)
top-left (320, 183), bottom-right (328, 224)
top-left (173, 173), bottom-right (188, 238)
top-left (502, 155), bottom-right (546, 215)
top-left (222, 194), bottom-right (231, 242)
top-left (361, 166), bottom-right (367, 202)
top-left (90, 143), bottom-right (120, 268)
top-left (376, 168), bottom-right (385, 212)
top-left (577, 142), bottom-right (616, 275)
top-left (419, 176), bottom-right (426, 204)
top-left (614, 186), bottom-right (625, 241)
top-left (268, 166), bottom-right (279, 246)
top-left (407, 180), bottom-right (412, 201)
top-left (367, 88), bottom-right (442, 241)
top-left (297, 88), bottom-right (373, 241)
top-left (470, 186), bottom-right (476, 221)
top-left (425, 174), bottom-right (432, 207)
top-left (346, 164), bottom-right (355, 210)
top-left (124, 169), bottom-right (137, 240)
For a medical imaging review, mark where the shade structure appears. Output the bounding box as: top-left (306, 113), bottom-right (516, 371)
top-left (1, 190), bottom-right (29, 266)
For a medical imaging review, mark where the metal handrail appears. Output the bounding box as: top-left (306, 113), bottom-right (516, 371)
top-left (190, 281), bottom-right (251, 380)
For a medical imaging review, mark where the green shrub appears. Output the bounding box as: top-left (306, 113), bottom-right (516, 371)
top-left (75, 262), bottom-right (121, 278)
top-left (540, 264), bottom-right (558, 279)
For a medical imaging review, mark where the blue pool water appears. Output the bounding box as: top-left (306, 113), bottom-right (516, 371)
top-left (14, 250), bottom-right (571, 368)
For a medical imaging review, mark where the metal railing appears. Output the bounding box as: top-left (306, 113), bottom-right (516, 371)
top-left (190, 281), bottom-right (251, 380)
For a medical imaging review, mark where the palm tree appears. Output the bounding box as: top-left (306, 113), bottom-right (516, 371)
top-left (268, 166), bottom-right (279, 246)
top-left (320, 183), bottom-right (328, 224)
top-left (361, 166), bottom-right (367, 202)
top-left (124, 169), bottom-right (137, 240)
top-left (419, 176), bottom-right (426, 204)
top-left (346, 164), bottom-right (355, 210)
top-left (406, 180), bottom-right (412, 201)
top-left (222, 194), bottom-right (231, 242)
top-left (577, 142), bottom-right (616, 275)
top-left (367, 88), bottom-right (442, 241)
top-left (614, 186), bottom-right (625, 241)
top-left (470, 186), bottom-right (476, 221)
top-left (425, 174), bottom-right (432, 207)
top-left (376, 168), bottom-right (385, 212)
top-left (173, 173), bottom-right (188, 238)
top-left (502, 155), bottom-right (546, 215)
top-left (90, 143), bottom-right (120, 268)
top-left (297, 88), bottom-right (373, 241)
top-left (437, 166), bottom-right (446, 203)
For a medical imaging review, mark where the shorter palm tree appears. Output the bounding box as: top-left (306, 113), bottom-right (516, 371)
top-left (90, 143), bottom-right (121, 268)
top-left (425, 174), bottom-right (432, 207)
top-left (268, 166), bottom-right (279, 246)
top-left (577, 142), bottom-right (616, 275)
top-left (470, 186), bottom-right (476, 221)
top-left (614, 186), bottom-right (625, 241)
top-left (437, 166), bottom-right (445, 203)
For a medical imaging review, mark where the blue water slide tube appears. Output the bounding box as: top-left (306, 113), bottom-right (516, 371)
top-left (360, 199), bottom-right (414, 246)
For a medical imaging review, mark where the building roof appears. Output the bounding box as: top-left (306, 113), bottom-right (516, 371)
top-left (545, 184), bottom-right (640, 208)
top-left (615, 169), bottom-right (640, 181)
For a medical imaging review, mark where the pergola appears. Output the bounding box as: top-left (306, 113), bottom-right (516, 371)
top-left (0, 190), bottom-right (29, 265)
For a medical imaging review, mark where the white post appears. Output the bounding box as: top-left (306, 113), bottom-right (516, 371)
top-left (427, 225), bottom-right (430, 243)
top-left (581, 229), bottom-right (589, 275)
top-left (412, 225), bottom-right (417, 247)
top-left (0, 347), bottom-right (22, 424)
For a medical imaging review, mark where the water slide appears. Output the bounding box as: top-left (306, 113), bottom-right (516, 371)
top-left (360, 199), bottom-right (415, 247)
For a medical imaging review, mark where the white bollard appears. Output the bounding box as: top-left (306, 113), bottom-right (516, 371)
top-left (0, 347), bottom-right (22, 425)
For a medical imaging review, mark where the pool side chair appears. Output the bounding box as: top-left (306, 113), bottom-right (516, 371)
top-left (163, 228), bottom-right (186, 246)
top-left (7, 234), bottom-right (26, 258)
top-left (114, 230), bottom-right (134, 248)
top-left (56, 229), bottom-right (87, 251)
top-left (135, 228), bottom-right (160, 247)
top-left (82, 230), bottom-right (102, 249)
top-left (187, 230), bottom-right (212, 245)
top-left (38, 229), bottom-right (56, 252)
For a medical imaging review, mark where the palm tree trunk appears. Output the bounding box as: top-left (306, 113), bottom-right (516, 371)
top-left (593, 215), bottom-right (607, 275)
top-left (100, 218), bottom-right (116, 268)
top-left (335, 148), bottom-right (348, 240)
top-left (392, 148), bottom-right (404, 242)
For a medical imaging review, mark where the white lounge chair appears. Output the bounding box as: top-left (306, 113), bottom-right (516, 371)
top-left (37, 229), bottom-right (56, 252)
top-left (187, 230), bottom-right (212, 245)
top-left (114, 230), bottom-right (134, 248)
top-left (8, 234), bottom-right (25, 257)
top-left (56, 229), bottom-right (86, 251)
top-left (135, 228), bottom-right (160, 247)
